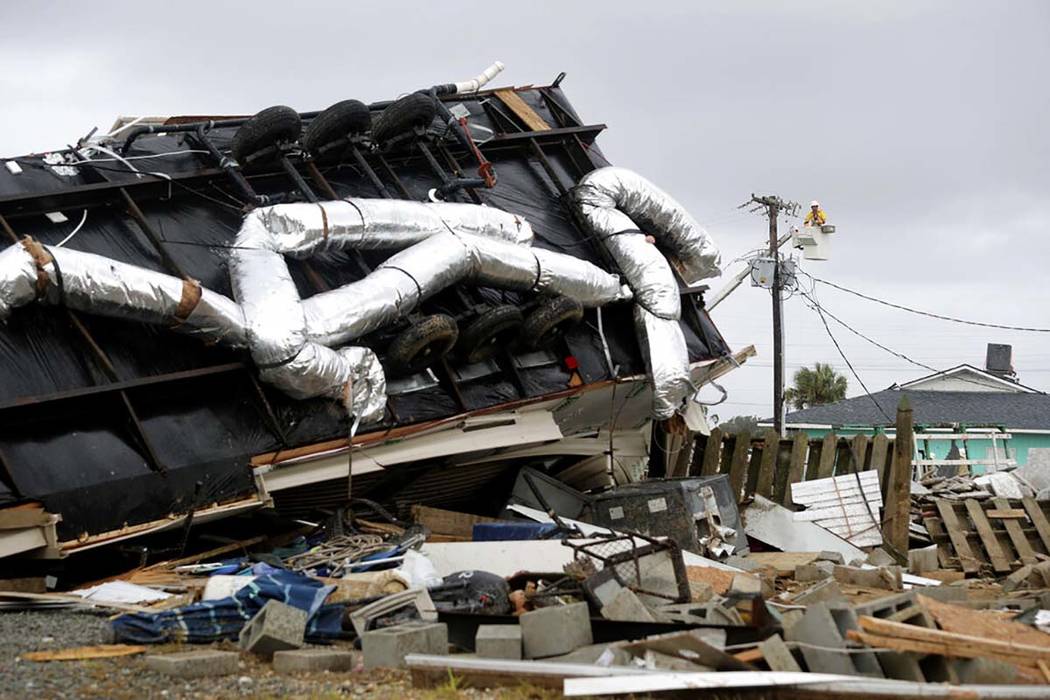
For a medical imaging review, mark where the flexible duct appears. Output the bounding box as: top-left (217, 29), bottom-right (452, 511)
top-left (572, 167), bottom-right (722, 418)
top-left (303, 231), bottom-right (627, 347)
top-left (230, 197), bottom-right (624, 420)
top-left (0, 239), bottom-right (248, 346)
top-left (0, 195), bottom-right (632, 425)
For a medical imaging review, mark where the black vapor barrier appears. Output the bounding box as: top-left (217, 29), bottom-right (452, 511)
top-left (0, 85), bottom-right (730, 539)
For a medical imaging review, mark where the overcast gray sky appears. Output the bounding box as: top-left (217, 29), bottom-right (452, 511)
top-left (2, 1), bottom-right (1047, 419)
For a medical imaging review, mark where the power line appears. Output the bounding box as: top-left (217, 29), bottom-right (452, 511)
top-left (801, 291), bottom-right (893, 422)
top-left (798, 289), bottom-right (1045, 394)
top-left (812, 276), bottom-right (1050, 333)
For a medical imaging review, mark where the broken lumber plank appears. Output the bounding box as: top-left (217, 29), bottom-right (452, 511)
top-left (856, 615), bottom-right (1050, 664)
top-left (410, 505), bottom-right (497, 539)
top-left (22, 644), bottom-right (146, 662)
top-left (0, 503), bottom-right (51, 530)
top-left (1022, 497), bottom-right (1050, 554)
top-left (846, 629), bottom-right (1042, 679)
top-left (916, 594), bottom-right (1050, 649)
top-left (964, 499), bottom-right (1011, 574)
top-left (493, 89), bottom-right (552, 132)
top-left (987, 508), bottom-right (1028, 519)
top-left (732, 647), bottom-right (764, 663)
top-left (993, 498), bottom-right (1037, 566)
top-left (935, 500), bottom-right (980, 573)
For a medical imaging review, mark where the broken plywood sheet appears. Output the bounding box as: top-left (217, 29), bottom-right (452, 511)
top-left (791, 471), bottom-right (883, 548)
top-left (917, 594), bottom-right (1050, 649)
top-left (744, 495), bottom-right (865, 562)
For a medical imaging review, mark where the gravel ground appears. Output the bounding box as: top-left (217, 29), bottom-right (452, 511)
top-left (0, 610), bottom-right (558, 700)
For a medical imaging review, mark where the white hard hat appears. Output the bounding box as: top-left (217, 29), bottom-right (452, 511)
top-left (810, 200), bottom-right (820, 207)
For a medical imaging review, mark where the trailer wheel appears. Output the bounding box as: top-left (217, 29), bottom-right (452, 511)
top-left (386, 314), bottom-right (459, 376)
top-left (302, 100), bottom-right (372, 155)
top-left (457, 305), bottom-right (524, 364)
top-left (231, 105), bottom-right (302, 163)
top-left (371, 93), bottom-right (438, 146)
top-left (521, 296), bottom-right (584, 349)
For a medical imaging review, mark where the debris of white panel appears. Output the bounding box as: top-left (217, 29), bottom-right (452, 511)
top-left (744, 495), bottom-right (865, 562)
top-left (790, 471), bottom-right (883, 548)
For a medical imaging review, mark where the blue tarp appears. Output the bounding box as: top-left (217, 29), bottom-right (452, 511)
top-left (111, 570), bottom-right (346, 644)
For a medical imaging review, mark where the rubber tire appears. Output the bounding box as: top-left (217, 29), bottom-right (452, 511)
top-left (521, 296), bottom-right (584, 349)
top-left (386, 314), bottom-right (459, 376)
top-left (302, 100), bottom-right (372, 154)
top-left (231, 106), bottom-right (302, 163)
top-left (457, 305), bottom-right (524, 364)
top-left (371, 93), bottom-right (438, 146)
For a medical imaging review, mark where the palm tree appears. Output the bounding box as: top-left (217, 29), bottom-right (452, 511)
top-left (784, 363), bottom-right (848, 410)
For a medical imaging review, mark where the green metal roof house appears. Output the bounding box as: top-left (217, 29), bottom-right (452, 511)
top-left (775, 345), bottom-right (1050, 472)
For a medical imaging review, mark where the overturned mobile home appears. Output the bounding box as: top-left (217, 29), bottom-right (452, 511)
top-left (0, 64), bottom-right (749, 559)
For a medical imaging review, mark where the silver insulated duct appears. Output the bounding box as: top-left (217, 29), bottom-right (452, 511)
top-left (0, 193), bottom-right (661, 424)
top-left (572, 167), bottom-right (722, 418)
top-left (230, 199), bottom-right (625, 420)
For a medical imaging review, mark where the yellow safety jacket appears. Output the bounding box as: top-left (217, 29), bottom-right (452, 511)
top-left (804, 209), bottom-right (827, 226)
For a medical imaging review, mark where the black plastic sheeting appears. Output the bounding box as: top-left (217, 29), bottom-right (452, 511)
top-left (0, 86), bottom-right (730, 539)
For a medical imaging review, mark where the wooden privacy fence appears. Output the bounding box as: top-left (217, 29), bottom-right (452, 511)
top-left (687, 428), bottom-right (896, 509)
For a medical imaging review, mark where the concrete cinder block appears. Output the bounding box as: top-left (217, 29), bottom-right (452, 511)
top-left (757, 633), bottom-right (800, 672)
top-left (724, 555), bottom-right (764, 572)
top-left (362, 622), bottom-right (447, 669)
top-left (1002, 564), bottom-right (1034, 593)
top-left (786, 602), bottom-right (882, 678)
top-left (600, 587), bottom-right (655, 622)
top-left (852, 591), bottom-right (915, 619)
top-left (588, 576), bottom-right (626, 608)
top-left (816, 551), bottom-right (845, 564)
top-left (653, 601), bottom-right (742, 626)
top-left (520, 602), bottom-right (592, 659)
top-left (866, 547), bottom-right (897, 567)
top-left (273, 648), bottom-right (357, 673)
top-left (238, 600), bottom-right (307, 659)
top-left (795, 561), bottom-right (834, 582)
top-left (475, 624), bottom-right (522, 660)
top-left (785, 603), bottom-right (855, 676)
top-left (833, 565), bottom-right (902, 591)
top-left (145, 650), bottom-right (238, 678)
top-left (915, 586), bottom-right (968, 603)
top-left (728, 573), bottom-right (762, 597)
top-left (908, 545), bottom-right (939, 574)
top-left (791, 578), bottom-right (846, 606)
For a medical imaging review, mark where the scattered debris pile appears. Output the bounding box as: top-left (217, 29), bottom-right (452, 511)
top-left (3, 458), bottom-right (1049, 698)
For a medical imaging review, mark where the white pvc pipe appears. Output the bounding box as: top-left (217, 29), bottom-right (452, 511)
top-left (453, 61), bottom-right (505, 95)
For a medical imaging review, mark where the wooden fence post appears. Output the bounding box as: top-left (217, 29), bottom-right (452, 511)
top-left (784, 433), bottom-right (808, 505)
top-left (884, 397), bottom-right (913, 553)
top-left (699, 427), bottom-right (723, 476)
top-left (756, 428), bottom-right (779, 498)
top-left (727, 430), bottom-right (751, 502)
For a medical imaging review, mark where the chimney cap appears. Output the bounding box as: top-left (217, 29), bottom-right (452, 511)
top-left (985, 343), bottom-right (1015, 379)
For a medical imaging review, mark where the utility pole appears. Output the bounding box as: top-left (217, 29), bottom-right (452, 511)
top-left (748, 194), bottom-right (799, 437)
